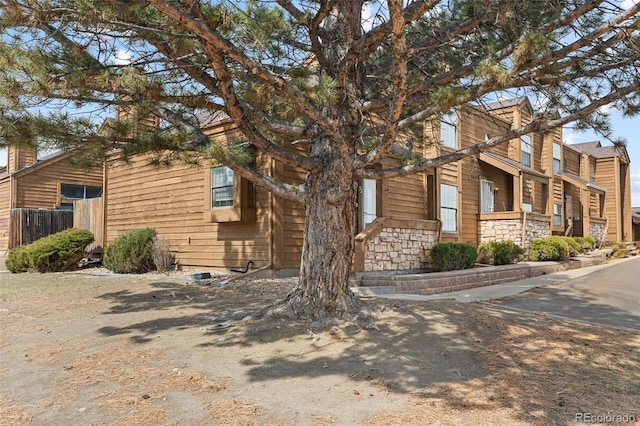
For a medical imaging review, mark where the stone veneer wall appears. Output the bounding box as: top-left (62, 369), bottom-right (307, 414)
top-left (479, 218), bottom-right (550, 250)
top-left (589, 221), bottom-right (606, 246)
top-left (364, 227), bottom-right (439, 272)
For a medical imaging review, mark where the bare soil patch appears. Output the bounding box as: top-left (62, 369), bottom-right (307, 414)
top-left (1, 271), bottom-right (638, 425)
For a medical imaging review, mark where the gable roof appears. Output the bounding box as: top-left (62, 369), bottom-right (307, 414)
top-left (571, 141), bottom-right (630, 162)
top-left (7, 150), bottom-right (74, 179)
top-left (483, 97), bottom-right (530, 111)
top-left (562, 171), bottom-right (607, 194)
top-left (479, 151), bottom-right (549, 182)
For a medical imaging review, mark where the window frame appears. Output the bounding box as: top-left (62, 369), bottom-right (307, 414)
top-left (440, 183), bottom-right (458, 232)
top-left (480, 179), bottom-right (494, 213)
top-left (553, 203), bottom-right (563, 226)
top-left (59, 183), bottom-right (102, 209)
top-left (210, 166), bottom-right (235, 209)
top-left (440, 111), bottom-right (457, 149)
top-left (204, 166), bottom-right (256, 223)
top-left (520, 135), bottom-right (532, 167)
top-left (553, 143), bottom-right (562, 175)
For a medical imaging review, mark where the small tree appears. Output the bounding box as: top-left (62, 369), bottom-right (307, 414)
top-left (1, 1), bottom-right (639, 317)
top-left (103, 228), bottom-right (157, 274)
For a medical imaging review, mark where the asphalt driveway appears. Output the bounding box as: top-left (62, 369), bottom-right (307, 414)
top-left (493, 256), bottom-right (640, 332)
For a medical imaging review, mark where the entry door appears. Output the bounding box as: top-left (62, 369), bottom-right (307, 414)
top-left (361, 179), bottom-right (377, 230)
top-left (480, 179), bottom-right (494, 213)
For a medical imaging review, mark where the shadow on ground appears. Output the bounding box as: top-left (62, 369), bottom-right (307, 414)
top-left (90, 276), bottom-right (640, 425)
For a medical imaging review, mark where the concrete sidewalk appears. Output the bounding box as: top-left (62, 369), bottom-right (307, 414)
top-left (372, 256), bottom-right (637, 303)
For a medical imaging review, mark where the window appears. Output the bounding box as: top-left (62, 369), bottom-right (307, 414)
top-left (205, 166), bottom-right (255, 222)
top-left (440, 111), bottom-right (457, 149)
top-left (553, 143), bottom-right (562, 175)
top-left (61, 183), bottom-right (102, 200)
top-left (521, 135), bottom-right (532, 167)
top-left (589, 162), bottom-right (596, 182)
top-left (361, 179), bottom-right (377, 230)
top-left (211, 166), bottom-right (235, 208)
top-left (480, 179), bottom-right (494, 213)
top-left (553, 203), bottom-right (562, 226)
top-left (440, 184), bottom-right (458, 232)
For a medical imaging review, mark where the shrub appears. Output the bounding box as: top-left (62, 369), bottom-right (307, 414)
top-left (573, 236), bottom-right (595, 254)
top-left (5, 246), bottom-right (30, 273)
top-left (430, 242), bottom-right (478, 272)
top-left (477, 240), bottom-right (525, 266)
top-left (103, 228), bottom-right (157, 274)
top-left (6, 228), bottom-right (94, 273)
top-left (151, 235), bottom-right (175, 273)
top-left (529, 236), bottom-right (580, 261)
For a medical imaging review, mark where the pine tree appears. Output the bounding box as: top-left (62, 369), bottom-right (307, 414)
top-left (1, 0), bottom-right (639, 318)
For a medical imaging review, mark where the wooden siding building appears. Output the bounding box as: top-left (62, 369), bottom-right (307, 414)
top-left (570, 141), bottom-right (632, 243)
top-left (0, 146), bottom-right (103, 250)
top-left (422, 97), bottom-right (628, 249)
top-left (104, 114), bottom-right (435, 272)
top-left (104, 97), bottom-right (631, 273)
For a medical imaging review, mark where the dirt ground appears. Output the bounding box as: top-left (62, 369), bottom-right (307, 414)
top-left (1, 270), bottom-right (639, 426)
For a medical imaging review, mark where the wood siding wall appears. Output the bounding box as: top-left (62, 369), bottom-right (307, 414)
top-left (15, 158), bottom-right (103, 209)
top-left (0, 179), bottom-right (10, 250)
top-left (563, 147), bottom-right (581, 175)
top-left (457, 109), bottom-right (512, 244)
top-left (382, 157), bottom-right (426, 220)
top-left (275, 161), bottom-right (306, 269)
top-left (594, 158), bottom-right (618, 242)
top-left (105, 154), bottom-right (272, 270)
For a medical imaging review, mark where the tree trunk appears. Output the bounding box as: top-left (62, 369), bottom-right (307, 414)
top-left (277, 144), bottom-right (363, 319)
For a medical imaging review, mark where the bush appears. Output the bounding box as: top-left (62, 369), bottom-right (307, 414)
top-left (151, 235), bottom-right (175, 273)
top-left (477, 240), bottom-right (525, 266)
top-left (573, 236), bottom-right (595, 254)
top-left (430, 242), bottom-right (478, 272)
top-left (529, 236), bottom-right (580, 261)
top-left (6, 228), bottom-right (94, 273)
top-left (103, 228), bottom-right (157, 274)
top-left (5, 246), bottom-right (30, 273)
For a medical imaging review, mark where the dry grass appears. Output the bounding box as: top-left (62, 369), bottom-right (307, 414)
top-left (2, 273), bottom-right (639, 425)
top-left (0, 396), bottom-right (32, 426)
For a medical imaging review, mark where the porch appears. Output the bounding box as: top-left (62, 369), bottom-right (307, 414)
top-left (353, 217), bottom-right (441, 273)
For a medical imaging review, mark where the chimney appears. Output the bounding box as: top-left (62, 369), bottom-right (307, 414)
top-left (6, 145), bottom-right (37, 174)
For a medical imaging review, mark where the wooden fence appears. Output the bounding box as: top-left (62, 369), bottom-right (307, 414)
top-left (73, 197), bottom-right (104, 255)
top-left (9, 208), bottom-right (74, 249)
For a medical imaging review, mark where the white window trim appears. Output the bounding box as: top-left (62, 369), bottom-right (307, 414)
top-left (440, 111), bottom-right (457, 149)
top-left (521, 135), bottom-right (532, 167)
top-left (553, 143), bottom-right (562, 175)
top-left (480, 179), bottom-right (494, 213)
top-left (211, 166), bottom-right (235, 209)
top-left (553, 203), bottom-right (563, 226)
top-left (440, 183), bottom-right (458, 232)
